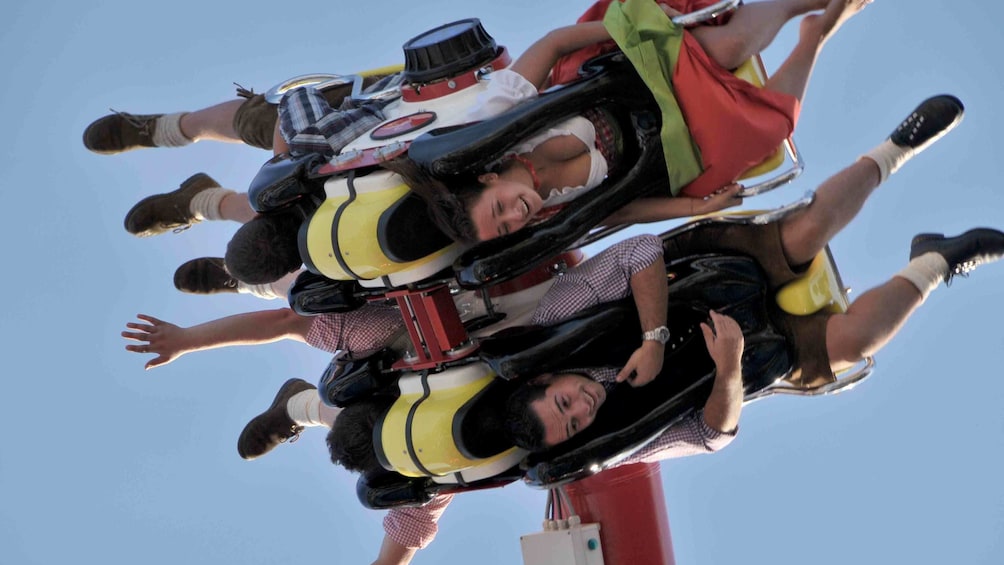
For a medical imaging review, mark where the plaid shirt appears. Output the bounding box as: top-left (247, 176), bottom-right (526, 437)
top-left (278, 86), bottom-right (392, 157)
top-left (531, 234), bottom-right (664, 325)
top-left (382, 235), bottom-right (735, 549)
top-left (305, 302), bottom-right (404, 356)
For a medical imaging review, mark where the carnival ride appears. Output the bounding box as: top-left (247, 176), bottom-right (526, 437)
top-left (247, 3), bottom-right (873, 562)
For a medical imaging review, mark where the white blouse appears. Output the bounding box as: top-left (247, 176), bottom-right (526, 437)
top-left (466, 69), bottom-right (608, 207)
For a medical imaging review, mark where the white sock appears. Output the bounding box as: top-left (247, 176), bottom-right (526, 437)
top-left (152, 112), bottom-right (192, 148)
top-left (189, 187), bottom-right (235, 221)
top-left (862, 139), bottom-right (916, 184)
top-left (896, 252), bottom-right (949, 302)
top-left (286, 389), bottom-right (342, 427)
top-left (235, 270), bottom-right (300, 300)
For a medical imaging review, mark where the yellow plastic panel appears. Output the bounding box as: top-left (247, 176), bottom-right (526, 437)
top-left (360, 64), bottom-right (405, 78)
top-left (776, 251), bottom-right (850, 316)
top-left (380, 372), bottom-right (523, 477)
top-left (304, 182), bottom-right (453, 281)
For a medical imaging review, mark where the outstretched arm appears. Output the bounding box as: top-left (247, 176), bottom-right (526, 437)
top-left (121, 309), bottom-right (313, 370)
top-left (510, 22), bottom-right (612, 89)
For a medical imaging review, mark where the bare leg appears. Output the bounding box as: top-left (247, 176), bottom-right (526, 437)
top-left (825, 277), bottom-right (922, 372)
top-left (178, 99), bottom-right (244, 143)
top-left (762, 0), bottom-right (871, 102)
top-left (218, 192), bottom-right (257, 224)
top-left (689, 0), bottom-right (828, 69)
top-left (779, 157), bottom-right (881, 265)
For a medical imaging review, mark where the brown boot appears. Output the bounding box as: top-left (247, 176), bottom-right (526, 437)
top-left (173, 258), bottom-right (239, 294)
top-left (237, 379), bottom-right (317, 460)
top-left (124, 173), bottom-right (219, 237)
top-left (83, 111), bottom-right (164, 154)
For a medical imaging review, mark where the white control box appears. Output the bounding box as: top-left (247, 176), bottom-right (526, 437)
top-left (520, 523), bottom-right (604, 565)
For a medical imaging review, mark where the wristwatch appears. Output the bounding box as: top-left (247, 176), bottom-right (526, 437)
top-left (642, 326), bottom-right (671, 345)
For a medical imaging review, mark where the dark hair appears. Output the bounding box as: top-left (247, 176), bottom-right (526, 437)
top-left (327, 397), bottom-right (394, 475)
top-left (503, 375), bottom-right (552, 452)
top-left (382, 156), bottom-right (487, 243)
top-left (224, 211), bottom-right (303, 284)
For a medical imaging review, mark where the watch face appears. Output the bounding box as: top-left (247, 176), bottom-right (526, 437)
top-left (645, 327), bottom-right (670, 344)
top-left (656, 327), bottom-right (670, 343)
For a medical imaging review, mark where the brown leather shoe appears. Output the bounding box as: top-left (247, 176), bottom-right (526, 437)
top-left (238, 379), bottom-right (317, 460)
top-left (124, 173), bottom-right (218, 237)
top-left (173, 258), bottom-right (239, 294)
top-left (83, 111), bottom-right (162, 155)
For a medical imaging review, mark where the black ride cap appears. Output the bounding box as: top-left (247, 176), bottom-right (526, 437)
top-left (402, 18), bottom-right (498, 85)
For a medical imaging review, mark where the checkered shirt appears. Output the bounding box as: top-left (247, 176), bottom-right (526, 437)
top-left (531, 234), bottom-right (664, 326)
top-left (278, 86), bottom-right (390, 157)
top-left (305, 302), bottom-right (404, 356)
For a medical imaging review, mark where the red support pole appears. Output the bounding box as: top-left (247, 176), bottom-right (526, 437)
top-left (562, 463), bottom-right (675, 565)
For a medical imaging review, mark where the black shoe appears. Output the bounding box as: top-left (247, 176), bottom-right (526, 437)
top-left (910, 228), bottom-right (1004, 283)
top-left (174, 257), bottom-right (238, 294)
top-left (237, 379), bottom-right (317, 460)
top-left (124, 172), bottom-right (218, 237)
top-left (890, 95), bottom-right (964, 152)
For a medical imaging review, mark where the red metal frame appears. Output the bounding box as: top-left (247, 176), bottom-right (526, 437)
top-left (386, 284), bottom-right (473, 371)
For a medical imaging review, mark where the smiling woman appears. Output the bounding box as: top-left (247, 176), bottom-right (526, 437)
top-left (383, 53), bottom-right (616, 242)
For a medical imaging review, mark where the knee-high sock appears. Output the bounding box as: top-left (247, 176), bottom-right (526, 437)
top-left (189, 187), bottom-right (236, 221)
top-left (862, 139), bottom-right (920, 184)
top-left (236, 270), bottom-right (300, 300)
top-left (895, 252), bottom-right (949, 303)
top-left (152, 112), bottom-right (192, 148)
top-left (287, 389), bottom-right (342, 428)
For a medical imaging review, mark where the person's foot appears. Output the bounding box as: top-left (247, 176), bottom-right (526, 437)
top-left (237, 379), bottom-right (317, 461)
top-left (910, 228), bottom-right (1004, 283)
top-left (889, 95), bottom-right (965, 154)
top-left (124, 173), bottom-right (218, 237)
top-left (174, 257), bottom-right (239, 294)
top-left (83, 111), bottom-right (163, 155)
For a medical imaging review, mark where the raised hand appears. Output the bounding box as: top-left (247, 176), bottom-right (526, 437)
top-left (700, 310), bottom-right (744, 378)
top-left (121, 314), bottom-right (191, 370)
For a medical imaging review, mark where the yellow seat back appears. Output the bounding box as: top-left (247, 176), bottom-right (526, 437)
top-left (377, 364), bottom-right (522, 478)
top-left (304, 173), bottom-right (457, 281)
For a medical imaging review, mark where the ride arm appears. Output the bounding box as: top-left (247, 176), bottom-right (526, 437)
top-left (510, 22), bottom-right (613, 89)
top-left (121, 309), bottom-right (313, 370)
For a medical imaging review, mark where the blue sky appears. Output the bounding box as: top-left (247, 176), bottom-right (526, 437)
top-left (2, 1), bottom-right (1003, 564)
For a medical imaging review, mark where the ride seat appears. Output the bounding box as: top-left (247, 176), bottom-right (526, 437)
top-left (373, 363), bottom-right (526, 483)
top-left (377, 192), bottom-right (454, 263)
top-left (299, 170), bottom-right (462, 288)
